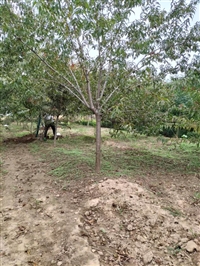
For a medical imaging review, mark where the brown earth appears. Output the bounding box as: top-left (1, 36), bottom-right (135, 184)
top-left (0, 135), bottom-right (200, 266)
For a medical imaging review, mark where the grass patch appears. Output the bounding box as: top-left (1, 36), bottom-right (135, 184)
top-left (49, 162), bottom-right (92, 180)
top-left (46, 130), bottom-right (200, 178)
top-left (14, 131), bottom-right (31, 137)
top-left (54, 148), bottom-right (83, 156)
top-left (49, 145), bottom-right (95, 180)
top-left (0, 122), bottom-right (35, 141)
top-left (50, 166), bottom-right (69, 178)
top-left (3, 124), bottom-right (199, 179)
top-left (29, 142), bottom-right (41, 153)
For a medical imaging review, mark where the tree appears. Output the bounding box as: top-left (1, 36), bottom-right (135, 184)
top-left (166, 55), bottom-right (200, 143)
top-left (43, 84), bottom-right (79, 145)
top-left (103, 72), bottom-right (173, 136)
top-left (1, 0), bottom-right (200, 172)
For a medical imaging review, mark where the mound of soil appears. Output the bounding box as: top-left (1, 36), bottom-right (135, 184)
top-left (81, 179), bottom-right (200, 265)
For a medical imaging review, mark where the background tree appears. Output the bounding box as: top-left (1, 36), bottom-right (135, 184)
top-left (102, 69), bottom-right (173, 135)
top-left (164, 55), bottom-right (200, 144)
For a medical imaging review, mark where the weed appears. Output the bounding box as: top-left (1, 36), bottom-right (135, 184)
top-left (194, 192), bottom-right (200, 200)
top-left (61, 183), bottom-right (70, 190)
top-left (32, 199), bottom-right (42, 209)
top-left (192, 192), bottom-right (200, 204)
top-left (112, 201), bottom-right (129, 216)
top-left (167, 245), bottom-right (182, 256)
top-left (188, 229), bottom-right (199, 240)
top-left (0, 160), bottom-right (3, 167)
top-left (100, 228), bottom-right (107, 234)
top-left (1, 169), bottom-right (8, 175)
top-left (163, 206), bottom-right (182, 217)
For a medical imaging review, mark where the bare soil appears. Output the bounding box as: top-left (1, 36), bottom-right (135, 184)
top-left (1, 135), bottom-right (200, 266)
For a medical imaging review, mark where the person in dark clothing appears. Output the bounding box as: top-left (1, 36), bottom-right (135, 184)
top-left (43, 114), bottom-right (56, 139)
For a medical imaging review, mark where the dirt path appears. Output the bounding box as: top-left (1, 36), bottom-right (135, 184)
top-left (1, 143), bottom-right (200, 266)
top-left (1, 144), bottom-right (99, 266)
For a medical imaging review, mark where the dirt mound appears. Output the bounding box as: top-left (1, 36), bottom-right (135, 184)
top-left (81, 178), bottom-right (200, 266)
top-left (3, 134), bottom-right (37, 143)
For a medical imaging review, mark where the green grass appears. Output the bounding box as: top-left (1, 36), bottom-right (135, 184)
top-left (54, 148), bottom-right (83, 156)
top-left (0, 123), bottom-right (33, 140)
top-left (1, 123), bottom-right (199, 180)
top-left (48, 144), bottom-right (95, 180)
top-left (46, 137), bottom-right (199, 181)
top-left (29, 142), bottom-right (41, 153)
top-left (37, 126), bottom-right (200, 180)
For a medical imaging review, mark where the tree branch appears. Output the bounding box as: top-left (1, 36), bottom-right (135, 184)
top-left (32, 77), bottom-right (89, 107)
top-left (75, 37), bottom-right (95, 111)
top-left (102, 86), bottom-right (119, 108)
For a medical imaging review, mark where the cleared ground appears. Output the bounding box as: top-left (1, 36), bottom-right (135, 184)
top-left (0, 123), bottom-right (200, 266)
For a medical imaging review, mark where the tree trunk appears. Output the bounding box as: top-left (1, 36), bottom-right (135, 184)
top-left (35, 114), bottom-right (41, 137)
top-left (54, 115), bottom-right (59, 147)
top-left (95, 112), bottom-right (101, 173)
top-left (30, 119), bottom-right (33, 133)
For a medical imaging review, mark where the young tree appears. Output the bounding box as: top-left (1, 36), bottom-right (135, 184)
top-left (1, 0), bottom-right (200, 172)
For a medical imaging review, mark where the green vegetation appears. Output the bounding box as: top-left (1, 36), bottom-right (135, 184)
top-left (193, 192), bottom-right (200, 204)
top-left (11, 124), bottom-right (196, 181)
top-left (0, 122), bottom-right (33, 141)
top-left (29, 142), bottom-right (42, 153)
top-left (168, 245), bottom-right (182, 256)
top-left (163, 206), bottom-right (183, 217)
top-left (1, 123), bottom-right (199, 181)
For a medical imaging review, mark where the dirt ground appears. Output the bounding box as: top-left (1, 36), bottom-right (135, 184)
top-left (1, 136), bottom-right (200, 266)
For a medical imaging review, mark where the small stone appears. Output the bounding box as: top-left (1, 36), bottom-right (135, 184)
top-left (84, 211), bottom-right (90, 216)
top-left (57, 261), bottom-right (63, 266)
top-left (127, 224), bottom-right (133, 231)
top-left (143, 251), bottom-right (153, 265)
top-left (4, 216), bottom-right (12, 221)
top-left (98, 251), bottom-right (104, 256)
top-left (185, 240), bottom-right (198, 253)
top-left (137, 235), bottom-right (146, 243)
top-left (180, 238), bottom-right (188, 244)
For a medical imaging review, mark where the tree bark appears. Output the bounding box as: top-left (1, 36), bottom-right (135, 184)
top-left (95, 111), bottom-right (101, 173)
top-left (54, 115), bottom-right (59, 147)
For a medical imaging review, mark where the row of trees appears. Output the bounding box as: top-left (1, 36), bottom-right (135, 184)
top-left (1, 0), bottom-right (200, 171)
